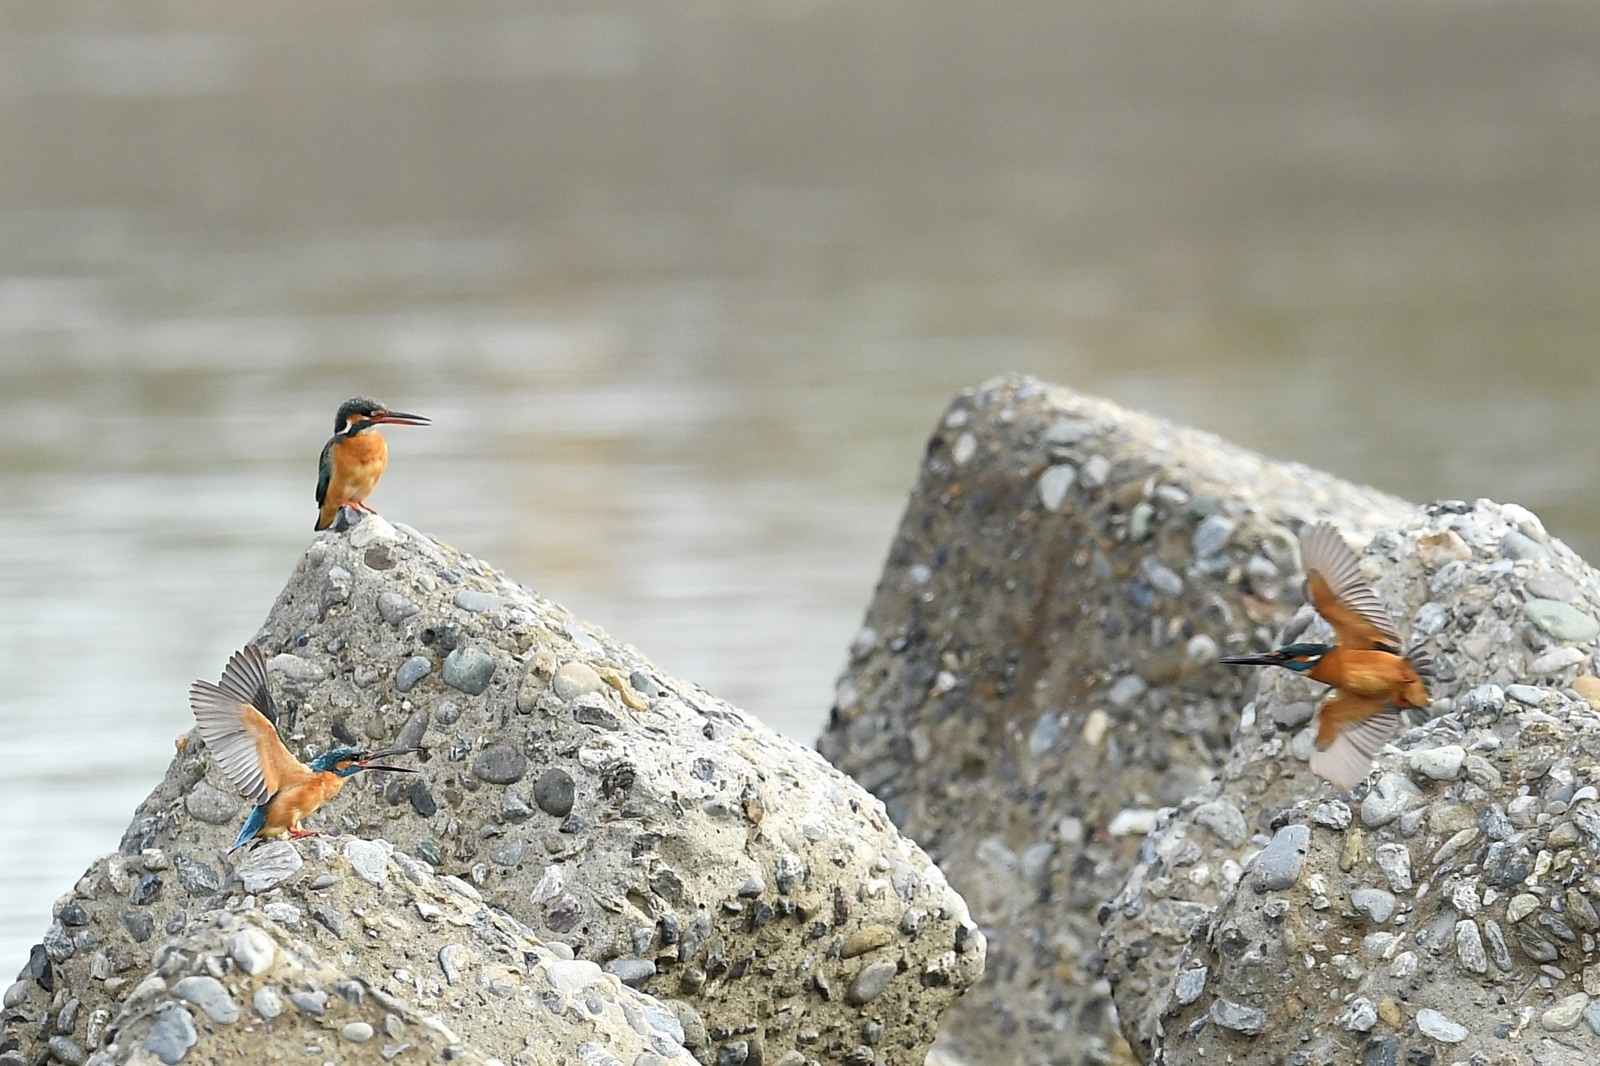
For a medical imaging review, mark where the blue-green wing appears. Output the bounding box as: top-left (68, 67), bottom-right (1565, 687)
top-left (315, 437), bottom-right (334, 507)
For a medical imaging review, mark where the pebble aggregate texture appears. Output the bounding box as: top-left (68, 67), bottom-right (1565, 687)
top-left (2, 515), bottom-right (983, 1066)
top-left (80, 846), bottom-right (673, 1066)
top-left (816, 375), bottom-right (1414, 1064)
top-left (1102, 497), bottom-right (1600, 1065)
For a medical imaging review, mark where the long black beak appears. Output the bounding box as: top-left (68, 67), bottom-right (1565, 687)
top-left (372, 410), bottom-right (430, 427)
top-left (1217, 653), bottom-right (1285, 667)
top-left (359, 746), bottom-right (421, 772)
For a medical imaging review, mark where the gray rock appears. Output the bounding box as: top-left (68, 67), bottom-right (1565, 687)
top-left (442, 645), bottom-right (496, 694)
top-left (601, 958), bottom-right (656, 988)
top-left (1415, 1007), bottom-right (1468, 1043)
top-left (533, 768), bottom-right (576, 817)
top-left (144, 1005), bottom-right (198, 1064)
top-left (846, 961), bottom-right (897, 1006)
top-left (376, 591), bottom-right (420, 625)
top-left (472, 744), bottom-right (527, 785)
top-left (1350, 888), bottom-right (1396, 924)
top-left (45, 1036), bottom-right (86, 1066)
top-left (453, 590), bottom-right (504, 613)
top-left (1525, 599), bottom-right (1600, 642)
top-left (553, 661), bottom-right (604, 700)
top-left (235, 841), bottom-right (303, 893)
top-left (343, 837), bottom-right (390, 886)
top-left (251, 985), bottom-right (282, 1019)
top-left (1361, 774), bottom-right (1422, 828)
top-left (183, 781), bottom-right (239, 825)
top-left (820, 376), bottom-right (1411, 1066)
top-left (172, 975), bottom-right (239, 1024)
top-left (1250, 824), bottom-right (1310, 891)
top-left (1209, 999), bottom-right (1266, 1034)
top-left (1541, 993), bottom-right (1589, 1032)
top-left (395, 654), bottom-right (432, 692)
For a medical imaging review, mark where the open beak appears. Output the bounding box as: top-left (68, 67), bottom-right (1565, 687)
top-left (359, 746), bottom-right (421, 772)
top-left (372, 409), bottom-right (430, 427)
top-left (1217, 653), bottom-right (1284, 667)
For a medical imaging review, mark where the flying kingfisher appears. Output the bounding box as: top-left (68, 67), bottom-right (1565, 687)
top-left (1221, 521), bottom-right (1432, 790)
top-left (188, 644), bottom-right (419, 850)
top-left (314, 397), bottom-right (430, 531)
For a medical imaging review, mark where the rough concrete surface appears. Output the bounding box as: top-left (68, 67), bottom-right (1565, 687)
top-left (817, 374), bottom-right (1412, 1064)
top-left (1103, 498), bottom-right (1600, 1065)
top-left (4, 513), bottom-right (983, 1066)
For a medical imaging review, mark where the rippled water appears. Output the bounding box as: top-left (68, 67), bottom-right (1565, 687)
top-left (5, 0), bottom-right (1600, 974)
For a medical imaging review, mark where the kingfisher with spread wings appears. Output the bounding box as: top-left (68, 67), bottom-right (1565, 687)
top-left (188, 644), bottom-right (418, 850)
top-left (1221, 521), bottom-right (1432, 790)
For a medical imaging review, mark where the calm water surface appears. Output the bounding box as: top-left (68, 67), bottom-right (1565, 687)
top-left (5, 0), bottom-right (1600, 969)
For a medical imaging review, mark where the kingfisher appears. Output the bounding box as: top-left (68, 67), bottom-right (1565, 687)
top-left (314, 397), bottom-right (430, 531)
top-left (1220, 521), bottom-right (1432, 790)
top-left (188, 644), bottom-right (419, 850)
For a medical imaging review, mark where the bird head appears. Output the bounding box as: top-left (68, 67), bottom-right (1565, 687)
top-left (1218, 641), bottom-right (1331, 672)
top-left (309, 745), bottom-right (421, 777)
top-left (333, 397), bottom-right (430, 436)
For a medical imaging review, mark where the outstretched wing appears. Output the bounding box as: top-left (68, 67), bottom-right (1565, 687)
top-left (1309, 691), bottom-right (1402, 790)
top-left (188, 645), bottom-right (307, 806)
top-left (1299, 521), bottom-right (1402, 651)
top-left (315, 437), bottom-right (334, 508)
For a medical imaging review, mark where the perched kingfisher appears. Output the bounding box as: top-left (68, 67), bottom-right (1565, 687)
top-left (188, 644), bottom-right (419, 850)
top-left (1221, 521), bottom-right (1432, 790)
top-left (314, 397), bottom-right (430, 531)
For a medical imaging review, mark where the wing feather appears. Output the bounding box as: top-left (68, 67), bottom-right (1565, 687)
top-left (1300, 522), bottom-right (1402, 650)
top-left (315, 437), bottom-right (334, 508)
top-left (1309, 693), bottom-right (1402, 790)
top-left (188, 646), bottom-right (308, 806)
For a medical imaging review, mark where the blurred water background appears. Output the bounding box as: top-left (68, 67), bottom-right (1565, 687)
top-left (5, 0), bottom-right (1600, 969)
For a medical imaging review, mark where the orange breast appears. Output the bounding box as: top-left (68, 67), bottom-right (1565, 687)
top-left (265, 772), bottom-right (345, 834)
top-left (1313, 649), bottom-right (1428, 705)
top-left (330, 433), bottom-right (389, 504)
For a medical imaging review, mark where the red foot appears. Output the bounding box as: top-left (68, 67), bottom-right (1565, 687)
top-left (288, 828), bottom-right (325, 839)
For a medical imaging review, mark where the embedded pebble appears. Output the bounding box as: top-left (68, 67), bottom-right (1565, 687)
top-left (1029, 713), bottom-right (1061, 756)
top-left (441, 646), bottom-right (495, 695)
top-left (452, 590), bottom-right (503, 613)
top-left (1037, 465), bottom-right (1076, 511)
top-left (553, 662), bottom-right (604, 700)
top-left (1250, 824), bottom-right (1310, 891)
top-left (1373, 844), bottom-right (1413, 892)
top-left (144, 1005), bottom-right (198, 1064)
top-left (46, 1036), bottom-right (86, 1066)
top-left (543, 958), bottom-right (605, 997)
top-left (235, 841), bottom-right (303, 893)
top-left (1541, 993), bottom-right (1589, 1032)
top-left (472, 745), bottom-right (527, 784)
top-left (395, 655), bottom-right (432, 692)
top-left (1192, 800), bottom-right (1248, 847)
top-left (1192, 515), bottom-right (1234, 557)
top-left (1415, 1007), bottom-right (1468, 1043)
top-left (174, 854), bottom-right (220, 896)
top-left (184, 781), bottom-right (240, 825)
top-left (1174, 967), bottom-right (1207, 1005)
top-left (343, 1021), bottom-right (376, 1043)
top-left (252, 985), bottom-right (283, 1019)
top-left (846, 961), bottom-right (897, 1005)
top-left (1405, 745), bottom-right (1465, 781)
top-left (1361, 775), bottom-right (1422, 829)
top-left (602, 958), bottom-right (656, 988)
top-left (1350, 889), bottom-right (1396, 924)
top-left (534, 769), bottom-right (577, 817)
top-left (1209, 998), bottom-right (1266, 1034)
top-left (1106, 675), bottom-right (1147, 709)
top-left (1339, 997), bottom-right (1377, 1032)
top-left (290, 990), bottom-right (327, 1016)
top-left (1531, 647), bottom-right (1586, 674)
top-left (376, 591), bottom-right (420, 624)
top-left (228, 928), bottom-right (275, 973)
top-left (172, 975), bottom-right (239, 1024)
top-left (344, 838), bottom-right (390, 886)
top-left (1141, 557), bottom-right (1184, 598)
top-left (1311, 802), bottom-right (1352, 830)
top-left (1526, 599), bottom-right (1600, 641)
top-left (1455, 920), bottom-right (1488, 974)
